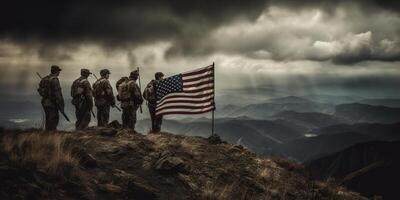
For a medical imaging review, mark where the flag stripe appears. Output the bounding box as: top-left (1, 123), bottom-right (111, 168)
top-left (183, 77), bottom-right (213, 87)
top-left (156, 99), bottom-right (214, 111)
top-left (157, 89), bottom-right (214, 104)
top-left (182, 65), bottom-right (213, 77)
top-left (156, 105), bottom-right (215, 116)
top-left (183, 83), bottom-right (214, 92)
top-left (157, 95), bottom-right (214, 108)
top-left (182, 73), bottom-right (213, 83)
top-left (182, 69), bottom-right (213, 80)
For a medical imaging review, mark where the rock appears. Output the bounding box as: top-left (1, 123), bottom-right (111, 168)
top-left (154, 156), bottom-right (187, 174)
top-left (99, 128), bottom-right (118, 137)
top-left (128, 179), bottom-right (158, 200)
top-left (98, 183), bottom-right (122, 193)
top-left (269, 189), bottom-right (279, 198)
top-left (108, 120), bottom-right (122, 129)
top-left (207, 134), bottom-right (225, 144)
top-left (178, 173), bottom-right (198, 191)
top-left (72, 147), bottom-right (97, 168)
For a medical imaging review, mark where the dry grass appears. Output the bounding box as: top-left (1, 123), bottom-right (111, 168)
top-left (202, 181), bottom-right (238, 200)
top-left (1, 132), bottom-right (79, 176)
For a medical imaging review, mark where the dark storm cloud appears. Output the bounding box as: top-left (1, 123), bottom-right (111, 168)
top-left (1, 0), bottom-right (400, 63)
top-left (0, 0), bottom-right (266, 47)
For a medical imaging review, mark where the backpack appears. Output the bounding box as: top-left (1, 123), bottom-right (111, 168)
top-left (143, 81), bottom-right (156, 102)
top-left (37, 75), bottom-right (51, 98)
top-left (71, 78), bottom-right (85, 98)
top-left (92, 79), bottom-right (105, 99)
top-left (117, 80), bottom-right (131, 101)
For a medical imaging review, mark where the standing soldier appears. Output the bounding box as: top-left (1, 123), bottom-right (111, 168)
top-left (143, 72), bottom-right (164, 133)
top-left (71, 69), bottom-right (93, 130)
top-left (93, 69), bottom-right (116, 127)
top-left (116, 70), bottom-right (143, 130)
top-left (37, 65), bottom-right (65, 131)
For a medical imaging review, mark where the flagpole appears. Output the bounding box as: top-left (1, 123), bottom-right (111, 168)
top-left (211, 62), bottom-right (215, 136)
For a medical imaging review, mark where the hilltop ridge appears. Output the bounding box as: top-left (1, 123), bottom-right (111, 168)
top-left (0, 128), bottom-right (366, 200)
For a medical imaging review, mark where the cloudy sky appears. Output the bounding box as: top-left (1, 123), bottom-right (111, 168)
top-left (1, 0), bottom-right (400, 98)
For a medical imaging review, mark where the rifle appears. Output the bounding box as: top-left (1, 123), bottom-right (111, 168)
top-left (91, 110), bottom-right (96, 118)
top-left (36, 72), bottom-right (71, 122)
top-left (91, 73), bottom-right (121, 112)
top-left (137, 67), bottom-right (143, 113)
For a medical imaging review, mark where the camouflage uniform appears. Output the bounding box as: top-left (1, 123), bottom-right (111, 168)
top-left (145, 79), bottom-right (163, 132)
top-left (93, 69), bottom-right (116, 127)
top-left (39, 66), bottom-right (64, 131)
top-left (119, 71), bottom-right (143, 129)
top-left (71, 69), bottom-right (93, 130)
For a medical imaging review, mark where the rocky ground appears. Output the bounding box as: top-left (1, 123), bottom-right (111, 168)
top-left (0, 127), bottom-right (367, 200)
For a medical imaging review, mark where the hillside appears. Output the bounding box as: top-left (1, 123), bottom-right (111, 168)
top-left (306, 140), bottom-right (400, 200)
top-left (0, 128), bottom-right (366, 200)
top-left (335, 103), bottom-right (400, 123)
top-left (136, 118), bottom-right (305, 154)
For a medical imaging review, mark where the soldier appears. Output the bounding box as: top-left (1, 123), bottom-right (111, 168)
top-left (143, 72), bottom-right (164, 133)
top-left (71, 69), bottom-right (93, 130)
top-left (117, 70), bottom-right (143, 130)
top-left (37, 65), bottom-right (65, 131)
top-left (93, 69), bottom-right (116, 127)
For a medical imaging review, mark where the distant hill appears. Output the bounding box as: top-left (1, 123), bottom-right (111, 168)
top-left (266, 96), bottom-right (313, 104)
top-left (306, 140), bottom-right (400, 200)
top-left (219, 96), bottom-right (334, 119)
top-left (304, 95), bottom-right (363, 104)
top-left (272, 132), bottom-right (373, 162)
top-left (311, 122), bottom-right (400, 141)
top-left (273, 111), bottom-right (347, 129)
top-left (359, 98), bottom-right (400, 108)
top-left (335, 103), bottom-right (400, 123)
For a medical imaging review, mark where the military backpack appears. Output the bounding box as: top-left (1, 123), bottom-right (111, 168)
top-left (143, 80), bottom-right (157, 102)
top-left (71, 78), bottom-right (86, 98)
top-left (93, 79), bottom-right (106, 99)
top-left (37, 75), bottom-right (52, 98)
top-left (117, 80), bottom-right (132, 101)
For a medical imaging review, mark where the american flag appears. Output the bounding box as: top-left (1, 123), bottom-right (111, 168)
top-left (156, 64), bottom-right (215, 116)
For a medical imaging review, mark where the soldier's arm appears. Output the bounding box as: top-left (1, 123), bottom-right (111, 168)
top-left (84, 80), bottom-right (93, 100)
top-left (134, 83), bottom-right (143, 101)
top-left (105, 80), bottom-right (116, 105)
top-left (84, 80), bottom-right (94, 108)
top-left (51, 78), bottom-right (65, 111)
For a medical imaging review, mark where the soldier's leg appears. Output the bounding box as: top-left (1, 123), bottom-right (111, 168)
top-left (122, 107), bottom-right (132, 128)
top-left (44, 106), bottom-right (58, 131)
top-left (148, 104), bottom-right (156, 132)
top-left (80, 109), bottom-right (91, 129)
top-left (155, 115), bottom-right (163, 132)
top-left (98, 105), bottom-right (110, 127)
top-left (75, 105), bottom-right (81, 129)
top-left (52, 106), bottom-right (60, 130)
top-left (103, 105), bottom-right (110, 125)
top-left (131, 105), bottom-right (138, 130)
top-left (96, 106), bottom-right (102, 126)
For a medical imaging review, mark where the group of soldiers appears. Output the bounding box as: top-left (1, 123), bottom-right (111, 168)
top-left (38, 65), bottom-right (164, 132)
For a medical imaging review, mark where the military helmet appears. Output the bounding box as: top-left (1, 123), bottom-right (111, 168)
top-left (130, 70), bottom-right (139, 78)
top-left (100, 69), bottom-right (110, 76)
top-left (51, 65), bottom-right (62, 73)
top-left (81, 68), bottom-right (92, 76)
top-left (155, 72), bottom-right (164, 79)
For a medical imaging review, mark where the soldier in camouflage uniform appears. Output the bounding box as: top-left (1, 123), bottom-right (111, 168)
top-left (143, 72), bottom-right (164, 133)
top-left (38, 65), bottom-right (65, 131)
top-left (71, 69), bottom-right (93, 130)
top-left (117, 70), bottom-right (143, 130)
top-left (93, 69), bottom-right (116, 127)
